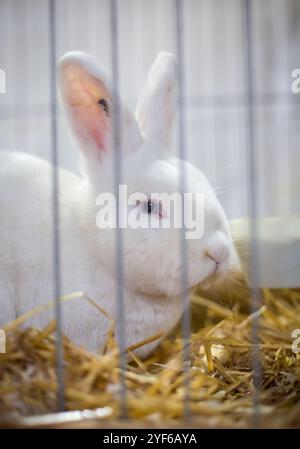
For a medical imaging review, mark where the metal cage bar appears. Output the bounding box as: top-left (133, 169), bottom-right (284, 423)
top-left (48, 0), bottom-right (65, 412)
top-left (110, 0), bottom-right (127, 419)
top-left (174, 0), bottom-right (191, 420)
top-left (242, 0), bottom-right (263, 426)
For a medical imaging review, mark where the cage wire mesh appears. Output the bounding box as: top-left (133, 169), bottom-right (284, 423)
top-left (0, 0), bottom-right (299, 428)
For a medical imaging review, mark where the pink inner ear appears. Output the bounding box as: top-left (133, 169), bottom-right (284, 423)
top-left (62, 65), bottom-right (111, 153)
top-left (70, 102), bottom-right (110, 152)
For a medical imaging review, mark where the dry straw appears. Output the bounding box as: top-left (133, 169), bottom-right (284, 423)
top-left (0, 282), bottom-right (299, 428)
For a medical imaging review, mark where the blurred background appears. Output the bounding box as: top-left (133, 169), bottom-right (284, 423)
top-left (0, 0), bottom-right (300, 220)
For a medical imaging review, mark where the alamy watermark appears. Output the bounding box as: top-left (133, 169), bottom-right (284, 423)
top-left (0, 329), bottom-right (6, 354)
top-left (291, 329), bottom-right (300, 354)
top-left (96, 185), bottom-right (205, 239)
top-left (0, 68), bottom-right (6, 94)
top-left (291, 69), bottom-right (300, 94)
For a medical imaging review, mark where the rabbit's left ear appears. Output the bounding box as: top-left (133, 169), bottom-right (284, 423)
top-left (58, 52), bottom-right (143, 165)
top-left (136, 52), bottom-right (177, 147)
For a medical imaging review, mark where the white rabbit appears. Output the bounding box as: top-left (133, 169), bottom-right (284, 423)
top-left (0, 52), bottom-right (240, 358)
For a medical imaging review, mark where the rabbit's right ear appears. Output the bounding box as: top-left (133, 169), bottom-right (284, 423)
top-left (58, 52), bottom-right (143, 171)
top-left (136, 53), bottom-right (177, 147)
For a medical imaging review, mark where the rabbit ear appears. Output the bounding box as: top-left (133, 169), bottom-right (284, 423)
top-left (58, 52), bottom-right (143, 166)
top-left (136, 52), bottom-right (177, 147)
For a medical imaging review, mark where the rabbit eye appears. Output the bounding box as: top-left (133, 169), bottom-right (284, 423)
top-left (140, 200), bottom-right (161, 216)
top-left (147, 201), bottom-right (154, 214)
top-left (98, 98), bottom-right (110, 116)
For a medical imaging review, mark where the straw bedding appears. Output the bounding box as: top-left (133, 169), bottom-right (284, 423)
top-left (0, 285), bottom-right (299, 428)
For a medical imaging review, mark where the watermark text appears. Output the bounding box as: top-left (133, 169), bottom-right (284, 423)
top-left (96, 185), bottom-right (205, 240)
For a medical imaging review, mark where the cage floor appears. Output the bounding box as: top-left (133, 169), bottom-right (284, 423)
top-left (0, 285), bottom-right (299, 429)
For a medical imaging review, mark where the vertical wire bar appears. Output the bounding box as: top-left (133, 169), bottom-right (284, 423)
top-left (242, 0), bottom-right (262, 427)
top-left (3, 0), bottom-right (14, 148)
top-left (174, 0), bottom-right (191, 420)
top-left (25, 0), bottom-right (33, 153)
top-left (284, 1), bottom-right (293, 215)
top-left (110, 0), bottom-right (127, 418)
top-left (48, 0), bottom-right (65, 412)
top-left (288, 1), bottom-right (300, 217)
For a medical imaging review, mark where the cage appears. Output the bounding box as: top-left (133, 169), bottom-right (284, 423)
top-left (0, 0), bottom-right (299, 429)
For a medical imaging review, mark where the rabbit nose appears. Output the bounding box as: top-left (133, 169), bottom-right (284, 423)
top-left (205, 233), bottom-right (230, 264)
